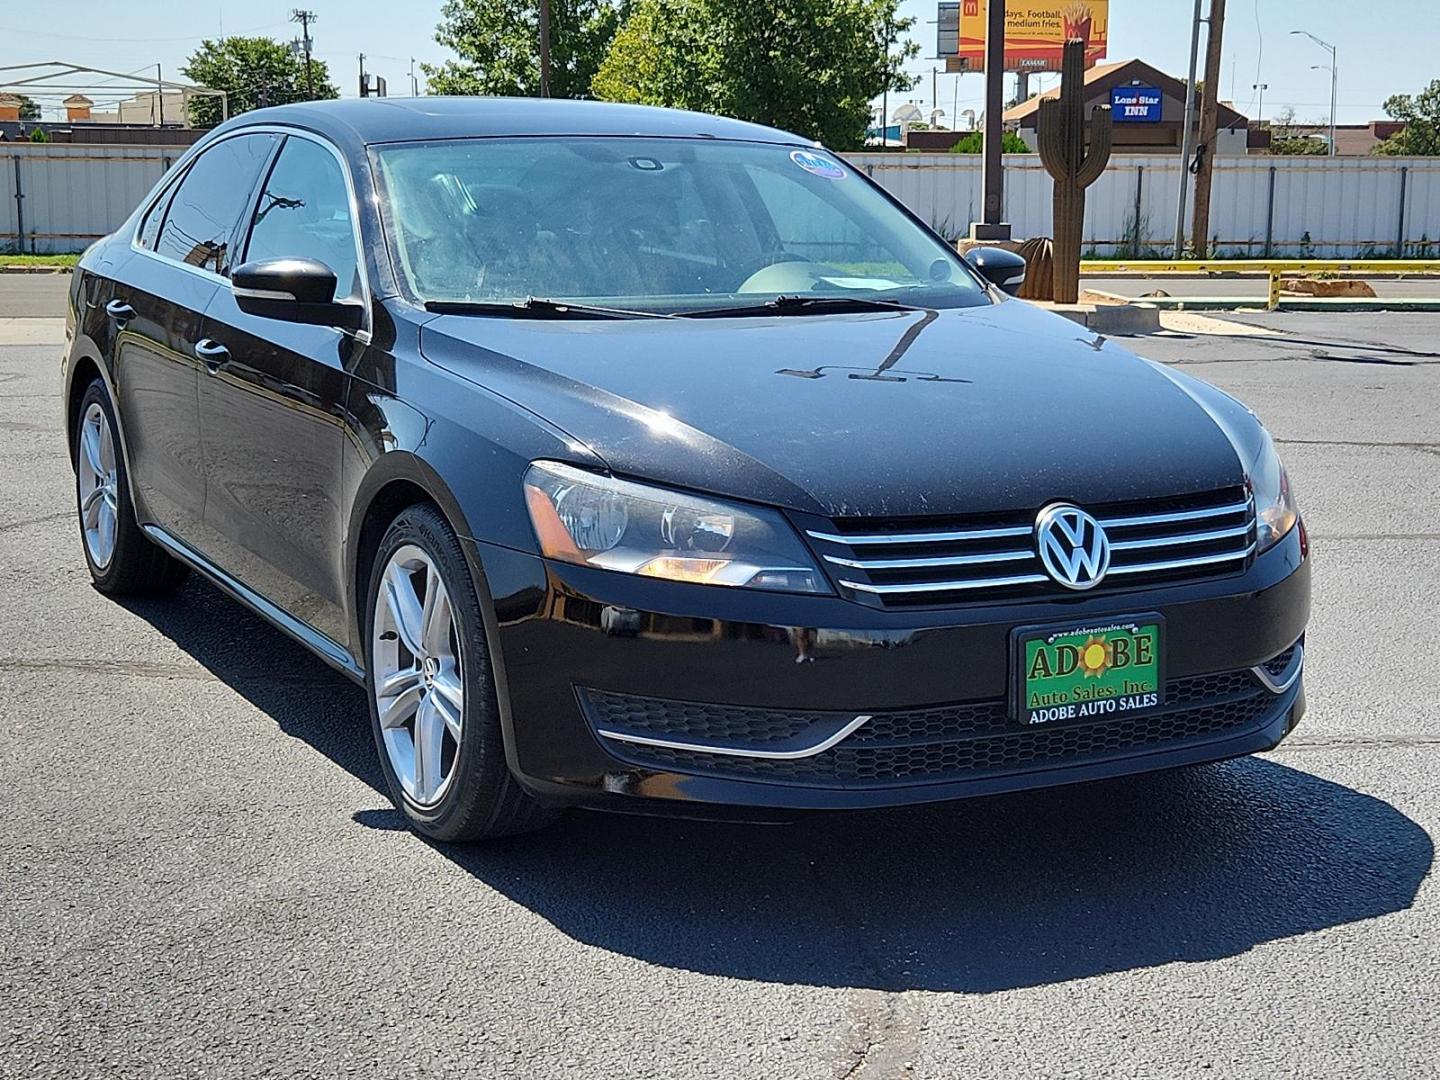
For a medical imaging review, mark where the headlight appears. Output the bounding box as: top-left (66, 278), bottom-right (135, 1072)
top-left (1251, 432), bottom-right (1298, 552)
top-left (523, 461), bottom-right (831, 594)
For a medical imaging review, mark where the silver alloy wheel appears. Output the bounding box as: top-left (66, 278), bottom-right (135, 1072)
top-left (372, 544), bottom-right (464, 807)
top-left (77, 402), bottom-right (119, 570)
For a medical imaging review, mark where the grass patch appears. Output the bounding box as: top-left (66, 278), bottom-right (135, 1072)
top-left (0, 253), bottom-right (79, 268)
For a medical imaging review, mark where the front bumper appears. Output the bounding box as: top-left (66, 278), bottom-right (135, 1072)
top-left (470, 526), bottom-right (1310, 813)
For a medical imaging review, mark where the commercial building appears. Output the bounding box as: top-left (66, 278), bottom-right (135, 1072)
top-left (1002, 58), bottom-right (1254, 155)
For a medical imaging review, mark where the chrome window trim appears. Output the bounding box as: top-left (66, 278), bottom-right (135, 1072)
top-left (597, 714), bottom-right (873, 760)
top-left (128, 124), bottom-right (374, 339)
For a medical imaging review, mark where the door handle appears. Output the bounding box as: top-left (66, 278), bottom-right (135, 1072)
top-left (194, 338), bottom-right (230, 374)
top-left (105, 300), bottom-right (135, 324)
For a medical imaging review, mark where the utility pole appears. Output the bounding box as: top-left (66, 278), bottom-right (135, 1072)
top-left (1253, 82), bottom-right (1267, 122)
top-left (538, 0), bottom-right (552, 97)
top-left (358, 52), bottom-right (366, 97)
top-left (409, 57), bottom-right (418, 96)
top-left (291, 10), bottom-right (316, 99)
top-left (1191, 0), bottom-right (1226, 259)
top-left (154, 63), bottom-right (163, 127)
top-left (971, 0), bottom-right (1010, 242)
top-left (1172, 0), bottom-right (1204, 256)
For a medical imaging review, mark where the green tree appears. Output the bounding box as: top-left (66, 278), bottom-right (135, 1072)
top-left (181, 36), bottom-right (339, 127)
top-left (17, 94), bottom-right (40, 121)
top-left (592, 0), bottom-right (918, 150)
top-left (1374, 79), bottom-right (1440, 155)
top-left (948, 130), bottom-right (1030, 153)
top-left (423, 0), bottom-right (622, 99)
top-left (1266, 106), bottom-right (1328, 155)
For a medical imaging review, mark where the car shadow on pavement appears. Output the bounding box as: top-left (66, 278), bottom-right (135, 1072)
top-left (127, 575), bottom-right (1434, 994)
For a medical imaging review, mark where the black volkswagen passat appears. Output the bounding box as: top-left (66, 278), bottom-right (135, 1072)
top-left (61, 98), bottom-right (1308, 841)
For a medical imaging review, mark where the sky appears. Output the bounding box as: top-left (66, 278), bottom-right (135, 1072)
top-left (0, 0), bottom-right (1433, 125)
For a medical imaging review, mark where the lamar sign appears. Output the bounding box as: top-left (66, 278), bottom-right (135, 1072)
top-left (938, 0), bottom-right (1110, 73)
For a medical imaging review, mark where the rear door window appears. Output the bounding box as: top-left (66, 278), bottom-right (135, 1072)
top-left (136, 181), bottom-right (177, 250)
top-left (154, 133), bottom-right (276, 275)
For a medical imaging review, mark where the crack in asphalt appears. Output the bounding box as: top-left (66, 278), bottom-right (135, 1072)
top-left (0, 510), bottom-right (72, 534)
top-left (0, 655), bottom-right (348, 689)
top-left (815, 861), bottom-right (922, 1078)
top-left (1276, 438), bottom-right (1439, 449)
top-left (1, 657), bottom-right (220, 682)
top-left (1275, 735), bottom-right (1440, 751)
top-left (835, 991), bottom-right (919, 1080)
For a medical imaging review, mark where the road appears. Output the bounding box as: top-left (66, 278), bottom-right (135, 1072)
top-left (2, 276), bottom-right (1437, 1079)
top-left (0, 272), bottom-right (69, 318)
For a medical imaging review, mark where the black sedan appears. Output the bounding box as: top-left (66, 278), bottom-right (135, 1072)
top-left (61, 98), bottom-right (1309, 841)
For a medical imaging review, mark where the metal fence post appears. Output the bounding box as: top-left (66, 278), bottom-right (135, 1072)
top-left (1396, 166), bottom-right (1409, 256)
top-left (11, 155), bottom-right (23, 256)
top-left (1132, 165), bottom-right (1144, 256)
top-left (1263, 165), bottom-right (1276, 259)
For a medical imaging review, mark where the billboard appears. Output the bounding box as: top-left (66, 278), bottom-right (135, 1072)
top-left (938, 1), bottom-right (1109, 73)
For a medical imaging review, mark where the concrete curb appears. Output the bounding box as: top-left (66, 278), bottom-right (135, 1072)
top-left (1033, 301), bottom-right (1163, 335)
top-left (0, 266), bottom-right (73, 274)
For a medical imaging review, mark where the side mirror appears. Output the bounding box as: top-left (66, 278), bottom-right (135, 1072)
top-left (963, 247), bottom-right (1026, 297)
top-left (232, 257), bottom-right (363, 330)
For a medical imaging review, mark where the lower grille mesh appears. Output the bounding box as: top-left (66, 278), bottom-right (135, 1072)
top-left (583, 666), bottom-right (1285, 788)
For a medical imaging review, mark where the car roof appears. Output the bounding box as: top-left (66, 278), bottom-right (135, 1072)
top-left (217, 97), bottom-right (813, 149)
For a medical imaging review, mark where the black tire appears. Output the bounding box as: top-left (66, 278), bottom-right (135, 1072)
top-left (73, 378), bottom-right (189, 596)
top-left (363, 502), bottom-right (559, 842)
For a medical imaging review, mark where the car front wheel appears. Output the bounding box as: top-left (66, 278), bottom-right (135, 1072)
top-left (364, 503), bottom-right (558, 842)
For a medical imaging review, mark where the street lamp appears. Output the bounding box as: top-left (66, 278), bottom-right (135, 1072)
top-left (1290, 29), bottom-right (1337, 156)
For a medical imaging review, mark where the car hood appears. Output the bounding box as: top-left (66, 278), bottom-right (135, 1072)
top-left (418, 299), bottom-right (1247, 518)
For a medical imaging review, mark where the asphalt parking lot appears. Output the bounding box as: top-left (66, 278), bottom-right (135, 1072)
top-left (2, 277), bottom-right (1437, 1079)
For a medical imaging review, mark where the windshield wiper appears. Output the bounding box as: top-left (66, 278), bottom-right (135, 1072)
top-left (424, 296), bottom-right (675, 319)
top-left (678, 294), bottom-right (924, 318)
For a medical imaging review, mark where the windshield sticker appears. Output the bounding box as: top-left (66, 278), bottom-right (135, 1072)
top-left (790, 149), bottom-right (846, 179)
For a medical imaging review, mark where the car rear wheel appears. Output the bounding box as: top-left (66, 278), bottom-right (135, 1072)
top-left (364, 503), bottom-right (558, 842)
top-left (74, 379), bottom-right (189, 595)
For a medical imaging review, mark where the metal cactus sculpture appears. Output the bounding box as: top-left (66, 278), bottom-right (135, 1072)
top-left (1037, 38), bottom-right (1113, 304)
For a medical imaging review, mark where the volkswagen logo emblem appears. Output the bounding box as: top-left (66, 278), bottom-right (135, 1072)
top-left (1035, 504), bottom-right (1111, 590)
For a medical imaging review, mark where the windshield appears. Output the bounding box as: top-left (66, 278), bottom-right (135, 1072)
top-left (372, 137), bottom-right (987, 314)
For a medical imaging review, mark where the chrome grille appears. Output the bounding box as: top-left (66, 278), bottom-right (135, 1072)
top-left (805, 487), bottom-right (1255, 607)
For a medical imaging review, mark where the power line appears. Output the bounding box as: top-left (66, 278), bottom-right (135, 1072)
top-left (0, 21), bottom-right (284, 43)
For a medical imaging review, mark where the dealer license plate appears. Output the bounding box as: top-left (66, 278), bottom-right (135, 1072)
top-left (1013, 616), bottom-right (1165, 726)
